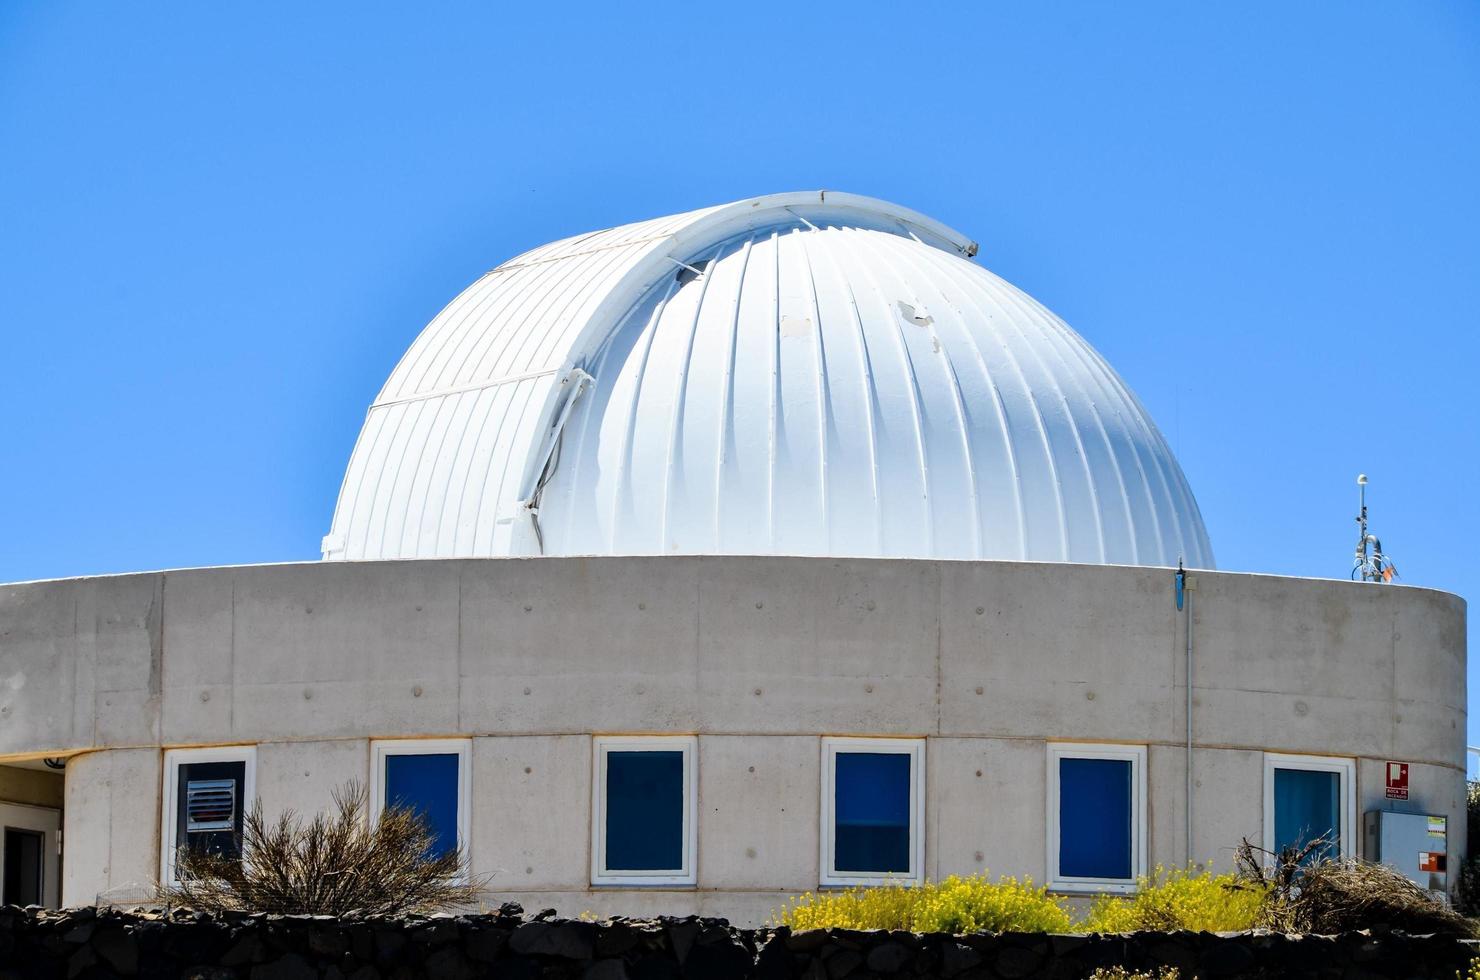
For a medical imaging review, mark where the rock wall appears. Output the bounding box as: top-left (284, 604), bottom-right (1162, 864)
top-left (0, 904), bottom-right (1471, 980)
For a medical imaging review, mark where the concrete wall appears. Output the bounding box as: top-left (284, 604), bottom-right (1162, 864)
top-left (0, 557), bottom-right (1465, 920)
top-left (61, 748), bottom-right (159, 905)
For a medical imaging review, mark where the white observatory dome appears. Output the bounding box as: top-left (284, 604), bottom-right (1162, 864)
top-left (324, 192), bottom-right (1214, 568)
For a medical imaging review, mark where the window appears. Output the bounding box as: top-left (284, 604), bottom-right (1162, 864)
top-left (161, 746), bottom-right (256, 886)
top-left (820, 737), bottom-right (925, 886)
top-left (1047, 743), bottom-right (1146, 893)
top-left (370, 739), bottom-right (470, 866)
top-left (1263, 753), bottom-right (1355, 861)
top-left (591, 736), bottom-right (697, 886)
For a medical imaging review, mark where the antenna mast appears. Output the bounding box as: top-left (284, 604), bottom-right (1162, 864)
top-left (1352, 474), bottom-right (1398, 583)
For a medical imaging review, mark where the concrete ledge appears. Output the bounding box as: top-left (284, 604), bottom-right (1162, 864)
top-left (0, 557), bottom-right (1464, 763)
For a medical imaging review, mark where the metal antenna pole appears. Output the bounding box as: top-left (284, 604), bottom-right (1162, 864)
top-left (1355, 474), bottom-right (1370, 582)
top-left (1175, 559), bottom-right (1194, 866)
top-left (1352, 473), bottom-right (1398, 583)
top-left (1185, 577), bottom-right (1193, 866)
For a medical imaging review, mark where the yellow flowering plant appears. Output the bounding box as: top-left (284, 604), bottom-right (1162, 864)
top-left (774, 866), bottom-right (1269, 935)
top-left (773, 874), bottom-right (1072, 934)
top-left (1081, 865), bottom-right (1268, 933)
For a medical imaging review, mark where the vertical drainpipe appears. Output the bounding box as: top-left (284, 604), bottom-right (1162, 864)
top-left (1176, 563), bottom-right (1196, 867)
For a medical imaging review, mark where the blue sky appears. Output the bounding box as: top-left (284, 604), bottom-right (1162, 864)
top-left (2, 4), bottom-right (1477, 744)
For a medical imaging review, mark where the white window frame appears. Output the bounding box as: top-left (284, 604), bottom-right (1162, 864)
top-left (1262, 752), bottom-right (1356, 859)
top-left (1046, 742), bottom-right (1147, 894)
top-left (590, 735), bottom-right (698, 886)
top-left (160, 745), bottom-right (257, 887)
top-left (370, 738), bottom-right (472, 882)
top-left (819, 736), bottom-right (926, 887)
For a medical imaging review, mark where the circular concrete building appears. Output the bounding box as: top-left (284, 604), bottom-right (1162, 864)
top-left (0, 193), bottom-right (1465, 923)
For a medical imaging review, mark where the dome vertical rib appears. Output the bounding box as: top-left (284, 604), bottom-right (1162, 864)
top-left (324, 192), bottom-right (1214, 569)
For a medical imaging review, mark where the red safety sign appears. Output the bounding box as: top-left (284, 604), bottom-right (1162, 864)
top-left (1419, 852), bottom-right (1446, 873)
top-left (1385, 761), bottom-right (1409, 801)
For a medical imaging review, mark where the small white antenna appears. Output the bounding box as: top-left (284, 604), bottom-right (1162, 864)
top-left (1352, 473), bottom-right (1398, 583)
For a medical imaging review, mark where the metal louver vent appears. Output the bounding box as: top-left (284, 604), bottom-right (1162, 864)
top-left (185, 778), bottom-right (237, 832)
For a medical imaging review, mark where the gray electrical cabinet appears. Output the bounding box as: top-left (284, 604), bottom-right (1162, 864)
top-left (1365, 810), bottom-right (1448, 895)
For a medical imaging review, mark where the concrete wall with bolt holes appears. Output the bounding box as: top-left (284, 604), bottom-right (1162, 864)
top-left (0, 556), bottom-right (1465, 921)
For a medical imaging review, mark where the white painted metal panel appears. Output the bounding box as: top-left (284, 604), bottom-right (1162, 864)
top-left (325, 192), bottom-right (1213, 568)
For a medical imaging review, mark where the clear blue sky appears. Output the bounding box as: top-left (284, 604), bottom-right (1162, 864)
top-left (3, 4), bottom-right (1477, 747)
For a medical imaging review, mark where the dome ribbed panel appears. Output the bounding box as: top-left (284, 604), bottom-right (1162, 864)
top-left (329, 376), bottom-right (556, 560)
top-left (539, 223), bottom-right (1212, 567)
top-left (325, 204), bottom-right (726, 559)
top-left (326, 192), bottom-right (1213, 568)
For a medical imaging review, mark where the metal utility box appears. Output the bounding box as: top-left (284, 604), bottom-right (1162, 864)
top-left (1365, 810), bottom-right (1448, 894)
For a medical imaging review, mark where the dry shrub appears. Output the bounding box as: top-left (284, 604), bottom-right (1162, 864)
top-left (1088, 969), bottom-right (1180, 980)
top-left (160, 781), bottom-right (479, 915)
top-left (1234, 836), bottom-right (1472, 937)
top-left (1286, 860), bottom-right (1474, 937)
top-left (1231, 835), bottom-right (1329, 930)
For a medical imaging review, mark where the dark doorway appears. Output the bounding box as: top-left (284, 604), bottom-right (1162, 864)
top-left (3, 828), bottom-right (43, 906)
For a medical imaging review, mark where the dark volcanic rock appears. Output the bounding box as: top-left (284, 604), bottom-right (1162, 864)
top-left (864, 941), bottom-right (913, 974)
top-left (785, 929), bottom-right (829, 953)
top-left (250, 953), bottom-right (316, 980)
top-left (1199, 936), bottom-right (1257, 976)
top-left (596, 921), bottom-right (641, 957)
top-left (824, 947), bottom-right (863, 978)
top-left (683, 938), bottom-right (751, 980)
top-left (993, 944), bottom-right (1044, 979)
top-left (94, 926), bottom-right (139, 974)
top-left (0, 903), bottom-right (1463, 980)
top-left (509, 919), bottom-right (597, 959)
top-left (666, 919), bottom-right (701, 963)
top-left (424, 945), bottom-right (476, 980)
top-left (411, 918), bottom-right (458, 946)
top-left (466, 925), bottom-right (509, 962)
top-left (941, 940), bottom-right (982, 977)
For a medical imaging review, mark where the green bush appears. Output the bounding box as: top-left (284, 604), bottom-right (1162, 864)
top-left (1081, 866), bottom-right (1267, 933)
top-left (773, 874), bottom-right (1072, 933)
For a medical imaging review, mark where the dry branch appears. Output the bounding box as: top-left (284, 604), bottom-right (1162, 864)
top-left (159, 781), bottom-right (480, 916)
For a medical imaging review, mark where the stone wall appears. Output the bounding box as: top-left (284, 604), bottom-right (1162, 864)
top-left (1, 905), bottom-right (1471, 980)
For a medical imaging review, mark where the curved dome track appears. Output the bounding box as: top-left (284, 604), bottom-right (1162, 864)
top-left (324, 192), bottom-right (1213, 567)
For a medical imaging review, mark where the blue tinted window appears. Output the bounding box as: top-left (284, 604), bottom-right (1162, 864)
top-left (606, 750), bottom-right (684, 871)
top-left (1059, 757), bottom-right (1132, 880)
top-left (1273, 767), bottom-right (1341, 860)
top-left (385, 753), bottom-right (459, 859)
top-left (834, 752), bottom-right (911, 874)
